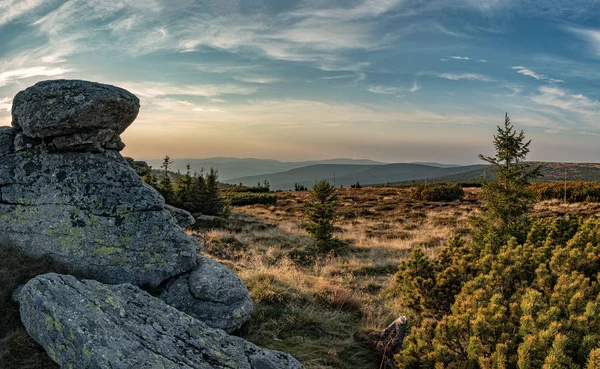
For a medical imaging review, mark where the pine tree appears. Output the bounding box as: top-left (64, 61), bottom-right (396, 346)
top-left (304, 180), bottom-right (339, 252)
top-left (203, 168), bottom-right (224, 216)
top-left (189, 170), bottom-right (206, 214)
top-left (175, 164), bottom-right (194, 210)
top-left (472, 113), bottom-right (541, 248)
top-left (158, 155), bottom-right (175, 204)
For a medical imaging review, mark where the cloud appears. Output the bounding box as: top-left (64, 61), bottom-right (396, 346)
top-left (321, 74), bottom-right (357, 80)
top-left (511, 66), bottom-right (563, 83)
top-left (22, 0), bottom-right (398, 76)
top-left (450, 56), bottom-right (470, 60)
top-left (233, 76), bottom-right (281, 84)
top-left (0, 0), bottom-right (45, 25)
top-left (531, 86), bottom-right (600, 118)
top-left (0, 66), bottom-right (73, 87)
top-left (410, 82), bottom-right (420, 92)
top-left (566, 26), bottom-right (600, 57)
top-left (368, 86), bottom-right (401, 94)
top-left (423, 72), bottom-right (494, 82)
top-left (117, 82), bottom-right (257, 98)
top-left (0, 97), bottom-right (12, 112)
top-left (479, 59), bottom-right (488, 62)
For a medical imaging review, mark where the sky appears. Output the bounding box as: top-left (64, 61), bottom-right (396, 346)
top-left (1, 0), bottom-right (600, 163)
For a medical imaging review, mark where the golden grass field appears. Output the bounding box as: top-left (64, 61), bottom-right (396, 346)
top-left (194, 187), bottom-right (600, 369)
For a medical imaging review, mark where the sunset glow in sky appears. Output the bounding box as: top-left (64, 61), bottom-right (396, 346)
top-left (1, 0), bottom-right (600, 163)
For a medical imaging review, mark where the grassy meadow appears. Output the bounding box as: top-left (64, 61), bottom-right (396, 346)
top-left (191, 186), bottom-right (600, 369)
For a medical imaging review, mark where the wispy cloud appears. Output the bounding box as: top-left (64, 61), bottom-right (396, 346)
top-left (321, 74), bottom-right (357, 80)
top-left (566, 26), bottom-right (600, 57)
top-left (410, 82), bottom-right (420, 92)
top-left (0, 66), bottom-right (73, 87)
top-left (233, 76), bottom-right (281, 84)
top-left (118, 82), bottom-right (258, 98)
top-left (0, 97), bottom-right (12, 112)
top-left (368, 85), bottom-right (401, 94)
top-left (0, 0), bottom-right (45, 25)
top-left (512, 66), bottom-right (563, 83)
top-left (531, 86), bottom-right (600, 118)
top-left (450, 56), bottom-right (470, 60)
top-left (423, 72), bottom-right (494, 82)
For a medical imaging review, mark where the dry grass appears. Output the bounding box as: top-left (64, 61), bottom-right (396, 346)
top-left (195, 186), bottom-right (598, 368)
top-left (194, 187), bottom-right (480, 368)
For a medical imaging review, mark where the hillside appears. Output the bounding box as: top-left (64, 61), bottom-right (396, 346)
top-left (228, 163), bottom-right (488, 190)
top-left (409, 162), bottom-right (600, 184)
top-left (143, 157), bottom-right (385, 181)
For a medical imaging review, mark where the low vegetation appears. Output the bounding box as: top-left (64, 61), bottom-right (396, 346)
top-left (410, 183), bottom-right (464, 202)
top-left (394, 215), bottom-right (600, 368)
top-left (531, 181), bottom-right (600, 203)
top-left (143, 156), bottom-right (227, 216)
top-left (221, 186), bottom-right (278, 206)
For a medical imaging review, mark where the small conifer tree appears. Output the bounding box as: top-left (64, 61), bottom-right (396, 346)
top-left (304, 180), bottom-right (339, 252)
top-left (203, 168), bottom-right (225, 216)
top-left (175, 164), bottom-right (194, 210)
top-left (158, 155), bottom-right (175, 204)
top-left (472, 113), bottom-right (541, 248)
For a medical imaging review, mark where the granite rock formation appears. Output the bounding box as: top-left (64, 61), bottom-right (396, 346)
top-left (19, 273), bottom-right (300, 369)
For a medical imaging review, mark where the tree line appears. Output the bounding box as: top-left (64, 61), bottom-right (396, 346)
top-left (142, 156), bottom-right (226, 216)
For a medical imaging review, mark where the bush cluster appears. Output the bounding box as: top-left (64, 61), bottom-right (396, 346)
top-left (222, 192), bottom-right (277, 206)
top-left (394, 215), bottom-right (600, 368)
top-left (223, 185), bottom-right (271, 194)
top-left (531, 181), bottom-right (600, 203)
top-left (410, 184), bottom-right (464, 202)
top-left (141, 157), bottom-right (226, 216)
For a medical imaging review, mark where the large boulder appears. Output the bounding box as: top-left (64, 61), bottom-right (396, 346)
top-left (160, 255), bottom-right (254, 332)
top-left (0, 148), bottom-right (199, 287)
top-left (0, 81), bottom-right (199, 287)
top-left (11, 79), bottom-right (139, 139)
top-left (19, 273), bottom-right (301, 369)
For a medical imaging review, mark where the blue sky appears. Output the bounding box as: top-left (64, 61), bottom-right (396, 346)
top-left (1, 0), bottom-right (600, 163)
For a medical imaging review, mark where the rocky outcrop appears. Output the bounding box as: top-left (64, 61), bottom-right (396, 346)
top-left (3, 79), bottom-right (296, 367)
top-left (165, 204), bottom-right (196, 229)
top-left (0, 80), bottom-right (199, 287)
top-left (11, 80), bottom-right (138, 142)
top-left (19, 273), bottom-right (301, 369)
top-left (160, 255), bottom-right (254, 333)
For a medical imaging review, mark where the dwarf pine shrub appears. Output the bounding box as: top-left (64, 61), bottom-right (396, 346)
top-left (410, 184), bottom-right (464, 202)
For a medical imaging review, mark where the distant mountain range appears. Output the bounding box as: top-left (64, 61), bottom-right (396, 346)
top-left (143, 157), bottom-right (386, 181)
top-left (228, 163), bottom-right (488, 190)
top-left (140, 157), bottom-right (600, 190)
top-left (416, 162), bottom-right (600, 184)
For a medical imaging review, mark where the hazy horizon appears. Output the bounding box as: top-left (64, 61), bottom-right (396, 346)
top-left (1, 0), bottom-right (600, 162)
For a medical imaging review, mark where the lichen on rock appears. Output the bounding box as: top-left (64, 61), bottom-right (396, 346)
top-left (19, 274), bottom-right (301, 369)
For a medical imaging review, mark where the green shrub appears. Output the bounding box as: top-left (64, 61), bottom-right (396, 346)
top-left (223, 192), bottom-right (277, 206)
top-left (304, 180), bottom-right (341, 252)
top-left (531, 181), bottom-right (600, 203)
top-left (394, 215), bottom-right (600, 368)
top-left (410, 184), bottom-right (464, 202)
top-left (222, 186), bottom-right (271, 194)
